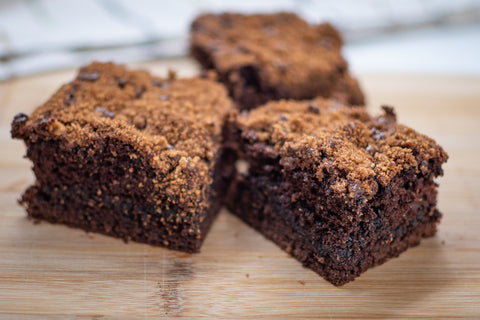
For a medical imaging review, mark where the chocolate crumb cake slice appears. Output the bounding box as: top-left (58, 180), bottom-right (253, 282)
top-left (11, 62), bottom-right (234, 253)
top-left (225, 98), bottom-right (448, 285)
top-left (190, 13), bottom-right (364, 110)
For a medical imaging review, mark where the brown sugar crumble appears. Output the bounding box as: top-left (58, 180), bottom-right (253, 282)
top-left (225, 97), bottom-right (448, 286)
top-left (11, 62), bottom-right (235, 253)
top-left (190, 12), bottom-right (364, 110)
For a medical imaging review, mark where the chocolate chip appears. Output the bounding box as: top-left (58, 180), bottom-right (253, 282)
top-left (63, 85), bottom-right (78, 106)
top-left (350, 182), bottom-right (365, 201)
top-left (117, 78), bottom-right (128, 89)
top-left (371, 128), bottom-right (385, 140)
top-left (308, 104), bottom-right (320, 114)
top-left (381, 105), bottom-right (397, 122)
top-left (191, 21), bottom-right (206, 33)
top-left (366, 144), bottom-right (375, 156)
top-left (159, 95), bottom-right (169, 101)
top-left (279, 115), bottom-right (287, 121)
top-left (151, 79), bottom-right (165, 87)
top-left (94, 107), bottom-right (114, 119)
top-left (243, 131), bottom-right (258, 142)
top-left (240, 65), bottom-right (260, 88)
top-left (65, 93), bottom-right (76, 106)
top-left (37, 117), bottom-right (51, 126)
top-left (78, 71), bottom-right (99, 81)
top-left (236, 45), bottom-right (250, 54)
top-left (135, 87), bottom-right (145, 99)
top-left (263, 164), bottom-right (274, 172)
top-left (13, 113), bottom-right (28, 124)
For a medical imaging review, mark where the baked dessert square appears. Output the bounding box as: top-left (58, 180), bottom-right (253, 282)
top-left (225, 98), bottom-right (448, 285)
top-left (11, 62), bottom-right (235, 253)
top-left (190, 12), bottom-right (364, 110)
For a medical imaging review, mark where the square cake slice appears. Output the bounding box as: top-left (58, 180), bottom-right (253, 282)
top-left (11, 62), bottom-right (235, 253)
top-left (225, 98), bottom-right (448, 285)
top-left (190, 13), bottom-right (364, 110)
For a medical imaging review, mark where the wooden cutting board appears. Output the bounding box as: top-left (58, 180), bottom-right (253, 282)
top-left (1, 59), bottom-right (479, 319)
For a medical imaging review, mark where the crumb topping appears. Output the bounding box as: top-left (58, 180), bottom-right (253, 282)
top-left (235, 98), bottom-right (448, 201)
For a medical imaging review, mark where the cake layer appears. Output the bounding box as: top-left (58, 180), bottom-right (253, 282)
top-left (228, 167), bottom-right (441, 285)
top-left (21, 179), bottom-right (224, 252)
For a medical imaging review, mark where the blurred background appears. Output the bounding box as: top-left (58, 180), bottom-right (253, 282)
top-left (1, 0), bottom-right (480, 80)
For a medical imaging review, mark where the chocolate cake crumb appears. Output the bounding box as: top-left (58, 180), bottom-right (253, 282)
top-left (78, 71), bottom-right (99, 81)
top-left (308, 104), bottom-right (320, 114)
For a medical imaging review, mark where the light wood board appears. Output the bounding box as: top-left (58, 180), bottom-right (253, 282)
top-left (1, 59), bottom-right (479, 319)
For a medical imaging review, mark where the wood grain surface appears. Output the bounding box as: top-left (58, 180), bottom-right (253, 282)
top-left (1, 59), bottom-right (479, 319)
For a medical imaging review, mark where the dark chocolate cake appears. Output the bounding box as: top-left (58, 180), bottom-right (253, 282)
top-left (225, 98), bottom-right (448, 285)
top-left (190, 13), bottom-right (364, 110)
top-left (11, 62), bottom-right (235, 253)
